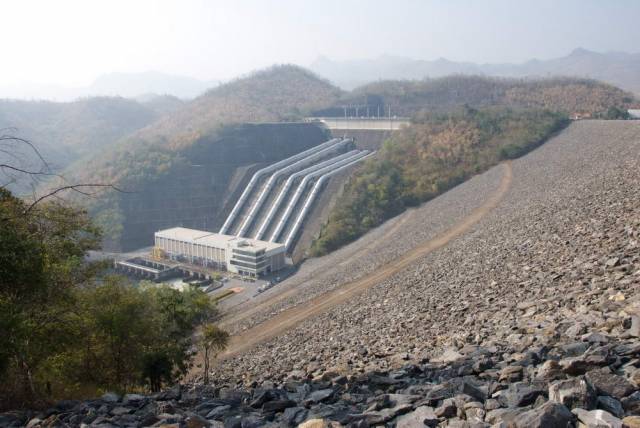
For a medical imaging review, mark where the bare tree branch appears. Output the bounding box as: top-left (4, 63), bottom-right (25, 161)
top-left (0, 133), bottom-right (132, 221)
top-left (0, 129), bottom-right (52, 173)
top-left (22, 183), bottom-right (130, 216)
top-left (0, 164), bottom-right (60, 177)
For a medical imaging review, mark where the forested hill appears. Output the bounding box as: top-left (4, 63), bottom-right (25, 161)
top-left (49, 69), bottom-right (636, 250)
top-left (55, 66), bottom-right (342, 249)
top-left (317, 75), bottom-right (636, 117)
top-left (0, 97), bottom-right (162, 194)
top-left (311, 107), bottom-right (571, 255)
top-left (66, 65), bottom-right (341, 185)
top-left (128, 65), bottom-right (343, 151)
top-left (311, 48), bottom-right (640, 94)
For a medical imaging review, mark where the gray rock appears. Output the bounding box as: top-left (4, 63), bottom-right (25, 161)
top-left (628, 316), bottom-right (640, 337)
top-left (101, 392), bottom-right (120, 403)
top-left (282, 407), bottom-right (307, 427)
top-left (110, 406), bottom-right (131, 416)
top-left (304, 388), bottom-right (334, 404)
top-left (432, 347), bottom-right (464, 363)
top-left (122, 393), bottom-right (146, 406)
top-left (510, 401), bottom-right (574, 427)
top-left (462, 380), bottom-right (487, 402)
top-left (185, 413), bottom-right (211, 428)
top-left (597, 395), bottom-right (624, 418)
top-left (536, 360), bottom-right (565, 382)
top-left (364, 403), bottom-right (413, 425)
top-left (560, 356), bottom-right (599, 376)
top-left (560, 342), bottom-right (589, 357)
top-left (585, 368), bottom-right (636, 399)
top-left (262, 399), bottom-right (296, 413)
top-left (499, 365), bottom-right (523, 382)
top-left (157, 384), bottom-right (181, 401)
top-left (498, 382), bottom-right (546, 408)
top-left (240, 415), bottom-right (264, 428)
top-left (206, 405), bottom-right (231, 419)
top-left (581, 332), bottom-right (609, 344)
top-left (224, 415), bottom-right (242, 428)
top-left (250, 389), bottom-right (284, 408)
top-left (395, 405), bottom-right (438, 428)
top-left (435, 398), bottom-right (457, 418)
top-left (425, 382), bottom-right (459, 403)
top-left (25, 418), bottom-right (41, 428)
top-left (485, 408), bottom-right (524, 425)
top-left (621, 391), bottom-right (640, 414)
top-left (549, 377), bottom-right (597, 410)
top-left (484, 398), bottom-right (501, 411)
top-left (572, 408), bottom-right (622, 428)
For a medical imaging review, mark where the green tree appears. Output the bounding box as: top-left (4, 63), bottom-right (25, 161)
top-left (0, 188), bottom-right (101, 407)
top-left (200, 324), bottom-right (230, 385)
top-left (0, 186), bottom-right (219, 408)
top-left (69, 280), bottom-right (218, 392)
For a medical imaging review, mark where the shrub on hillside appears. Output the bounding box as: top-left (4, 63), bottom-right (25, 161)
top-left (311, 107), bottom-right (569, 256)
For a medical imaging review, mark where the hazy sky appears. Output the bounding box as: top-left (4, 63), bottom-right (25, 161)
top-left (2, 0), bottom-right (639, 87)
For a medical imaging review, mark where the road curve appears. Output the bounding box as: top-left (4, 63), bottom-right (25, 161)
top-left (220, 183), bottom-right (419, 329)
top-left (221, 161), bottom-right (513, 358)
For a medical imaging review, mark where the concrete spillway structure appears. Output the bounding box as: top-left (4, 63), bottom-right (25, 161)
top-left (235, 138), bottom-right (350, 237)
top-left (270, 150), bottom-right (371, 244)
top-left (253, 149), bottom-right (361, 241)
top-left (219, 138), bottom-right (341, 235)
top-left (283, 151), bottom-right (374, 252)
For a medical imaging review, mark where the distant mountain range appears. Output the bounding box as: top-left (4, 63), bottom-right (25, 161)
top-left (310, 48), bottom-right (640, 94)
top-left (0, 71), bottom-right (219, 101)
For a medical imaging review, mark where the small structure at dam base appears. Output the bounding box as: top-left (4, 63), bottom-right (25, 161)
top-left (114, 257), bottom-right (180, 281)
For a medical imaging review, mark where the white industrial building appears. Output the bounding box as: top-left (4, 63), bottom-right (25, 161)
top-left (154, 227), bottom-right (286, 277)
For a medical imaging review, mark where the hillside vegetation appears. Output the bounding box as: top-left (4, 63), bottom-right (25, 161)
top-left (67, 66), bottom-right (341, 186)
top-left (55, 66), bottom-right (340, 248)
top-left (320, 75), bottom-right (636, 117)
top-left (0, 97), bottom-right (160, 158)
top-left (0, 189), bottom-right (219, 409)
top-left (52, 70), bottom-right (634, 250)
top-left (126, 65), bottom-right (342, 152)
top-left (0, 97), bottom-right (163, 194)
top-left (311, 107), bottom-right (569, 255)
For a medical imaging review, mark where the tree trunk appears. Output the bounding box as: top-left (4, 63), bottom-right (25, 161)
top-left (203, 347), bottom-right (210, 385)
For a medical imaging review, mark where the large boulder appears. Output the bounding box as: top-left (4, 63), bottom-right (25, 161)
top-left (585, 368), bottom-right (636, 399)
top-left (498, 382), bottom-right (546, 408)
top-left (122, 393), bottom-right (146, 406)
top-left (510, 402), bottom-right (574, 428)
top-left (597, 395), bottom-right (624, 418)
top-left (572, 408), bottom-right (622, 428)
top-left (394, 406), bottom-right (439, 428)
top-left (549, 377), bottom-right (597, 410)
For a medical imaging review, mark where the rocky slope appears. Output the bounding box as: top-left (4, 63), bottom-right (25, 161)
top-left (6, 120), bottom-right (640, 427)
top-left (219, 121), bottom-right (640, 378)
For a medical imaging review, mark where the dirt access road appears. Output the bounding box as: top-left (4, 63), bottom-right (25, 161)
top-left (221, 161), bottom-right (513, 358)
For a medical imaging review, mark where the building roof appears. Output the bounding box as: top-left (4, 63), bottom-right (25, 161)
top-left (155, 227), bottom-right (285, 252)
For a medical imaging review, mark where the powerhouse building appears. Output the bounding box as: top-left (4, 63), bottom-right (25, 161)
top-left (154, 227), bottom-right (286, 277)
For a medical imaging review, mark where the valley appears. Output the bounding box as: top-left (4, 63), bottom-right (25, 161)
top-left (2, 9), bottom-right (640, 424)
